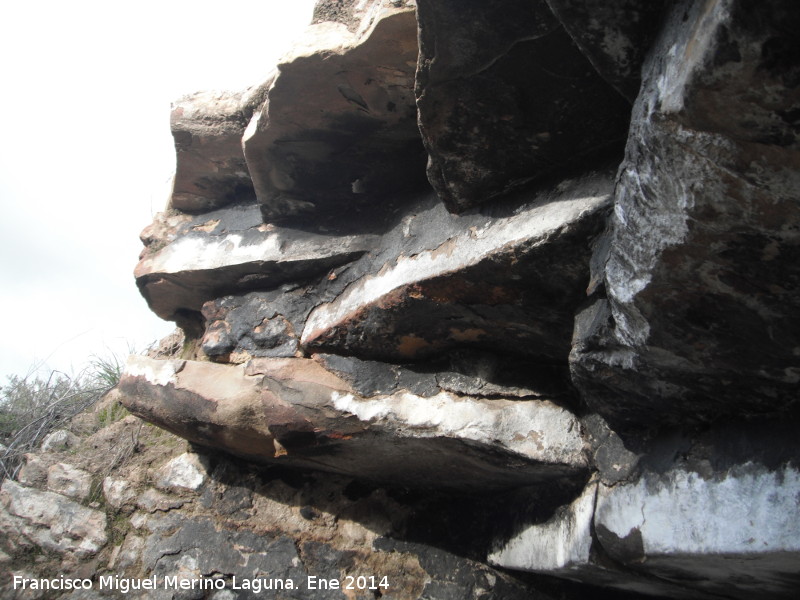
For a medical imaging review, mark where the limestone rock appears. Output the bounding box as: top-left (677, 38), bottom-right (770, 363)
top-left (489, 478), bottom-right (718, 599)
top-left (17, 454), bottom-right (48, 487)
top-left (571, 0), bottom-right (800, 429)
top-left (103, 476), bottom-right (136, 509)
top-left (47, 463), bottom-right (92, 501)
top-left (118, 355), bottom-right (587, 491)
top-left (492, 419), bottom-right (800, 598)
top-left (136, 488), bottom-right (186, 513)
top-left (490, 481), bottom-right (596, 574)
top-left (301, 173), bottom-right (613, 362)
top-left (595, 465), bottom-right (800, 599)
top-left (40, 429), bottom-right (78, 452)
top-left (116, 534), bottom-right (145, 569)
top-left (415, 0), bottom-right (632, 212)
top-left (155, 452), bottom-right (209, 492)
top-left (0, 480), bottom-right (107, 557)
top-left (243, 1), bottom-right (427, 226)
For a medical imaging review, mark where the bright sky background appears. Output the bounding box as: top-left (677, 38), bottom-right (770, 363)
top-left (0, 0), bottom-right (317, 381)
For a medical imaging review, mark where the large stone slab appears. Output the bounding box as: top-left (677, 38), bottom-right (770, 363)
top-left (118, 356), bottom-right (587, 491)
top-left (415, 0), bottom-right (632, 212)
top-left (135, 203), bottom-right (376, 323)
top-left (243, 1), bottom-right (427, 227)
top-left (571, 0), bottom-right (800, 428)
top-left (301, 173), bottom-right (612, 362)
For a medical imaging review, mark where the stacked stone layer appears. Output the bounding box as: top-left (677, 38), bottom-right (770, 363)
top-left (115, 0), bottom-right (800, 597)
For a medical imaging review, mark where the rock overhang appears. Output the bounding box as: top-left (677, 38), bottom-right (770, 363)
top-left (118, 1), bottom-right (800, 596)
top-left (118, 355), bottom-right (588, 493)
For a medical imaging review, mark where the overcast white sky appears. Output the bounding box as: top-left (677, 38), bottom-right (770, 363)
top-left (0, 0), bottom-right (317, 381)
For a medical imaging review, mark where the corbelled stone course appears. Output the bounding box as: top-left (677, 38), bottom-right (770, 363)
top-left (119, 355), bottom-right (587, 492)
top-left (108, 0), bottom-right (800, 597)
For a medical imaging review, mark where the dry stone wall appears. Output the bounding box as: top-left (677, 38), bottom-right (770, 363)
top-left (6, 0), bottom-right (800, 598)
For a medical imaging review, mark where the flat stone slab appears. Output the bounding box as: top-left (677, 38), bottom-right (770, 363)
top-left (301, 173), bottom-right (612, 362)
top-left (118, 355), bottom-right (587, 491)
top-left (135, 204), bottom-right (377, 321)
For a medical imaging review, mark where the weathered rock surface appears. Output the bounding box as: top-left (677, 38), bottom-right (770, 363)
top-left (491, 420), bottom-right (800, 599)
top-left (415, 0), bottom-right (632, 211)
top-left (155, 452), bottom-right (209, 492)
top-left (0, 479), bottom-right (107, 557)
top-left (0, 415), bottom-right (556, 600)
top-left (302, 173), bottom-right (612, 362)
top-left (571, 0), bottom-right (800, 429)
top-left (595, 465), bottom-right (800, 599)
top-left (46, 462), bottom-right (92, 500)
top-left (105, 0), bottom-right (800, 597)
top-left (545, 0), bottom-right (667, 101)
top-left (40, 429), bottom-right (79, 452)
top-left (244, 0), bottom-right (427, 226)
top-left (119, 355), bottom-right (587, 492)
top-left (136, 203), bottom-right (376, 323)
top-left (103, 476), bottom-right (136, 509)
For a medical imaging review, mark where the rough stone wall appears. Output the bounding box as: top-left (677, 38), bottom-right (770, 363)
top-left (5, 0), bottom-right (800, 598)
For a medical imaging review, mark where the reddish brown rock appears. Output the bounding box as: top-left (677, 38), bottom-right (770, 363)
top-left (118, 356), bottom-right (587, 492)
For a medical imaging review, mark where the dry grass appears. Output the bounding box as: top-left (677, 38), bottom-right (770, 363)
top-left (0, 353), bottom-right (124, 481)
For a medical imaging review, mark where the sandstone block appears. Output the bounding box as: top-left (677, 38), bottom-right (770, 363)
top-left (243, 1), bottom-right (427, 225)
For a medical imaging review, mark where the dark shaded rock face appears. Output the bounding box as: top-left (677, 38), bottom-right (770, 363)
top-left (571, 0), bottom-right (800, 430)
top-left (169, 88), bottom-right (268, 213)
top-left (103, 0), bottom-right (800, 598)
top-left (243, 1), bottom-right (429, 228)
top-left (545, 0), bottom-right (668, 102)
top-left (415, 0), bottom-right (633, 211)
